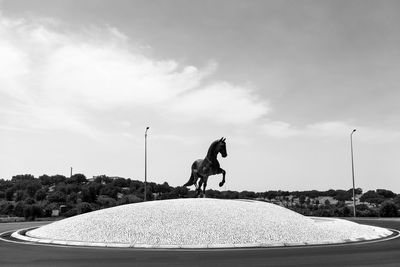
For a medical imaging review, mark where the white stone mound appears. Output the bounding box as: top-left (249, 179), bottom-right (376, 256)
top-left (26, 199), bottom-right (391, 248)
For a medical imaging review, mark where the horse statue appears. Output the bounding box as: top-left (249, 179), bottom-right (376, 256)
top-left (183, 137), bottom-right (227, 197)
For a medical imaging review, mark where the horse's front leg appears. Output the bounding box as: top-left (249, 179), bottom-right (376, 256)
top-left (202, 177), bottom-right (208, 198)
top-left (218, 168), bottom-right (226, 187)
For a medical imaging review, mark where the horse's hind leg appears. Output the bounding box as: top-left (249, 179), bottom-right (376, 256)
top-left (218, 168), bottom-right (226, 187)
top-left (183, 172), bottom-right (195, 187)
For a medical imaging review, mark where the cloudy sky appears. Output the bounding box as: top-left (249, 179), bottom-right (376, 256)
top-left (1, 0), bottom-right (399, 192)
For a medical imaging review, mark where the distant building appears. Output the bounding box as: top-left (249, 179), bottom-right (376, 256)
top-left (51, 209), bottom-right (59, 217)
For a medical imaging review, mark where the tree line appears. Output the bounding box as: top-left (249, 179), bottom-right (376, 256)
top-left (0, 174), bottom-right (399, 220)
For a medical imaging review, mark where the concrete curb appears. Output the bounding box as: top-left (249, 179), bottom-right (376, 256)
top-left (11, 224), bottom-right (396, 249)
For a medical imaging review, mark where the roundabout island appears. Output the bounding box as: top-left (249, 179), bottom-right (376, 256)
top-left (11, 198), bottom-right (393, 248)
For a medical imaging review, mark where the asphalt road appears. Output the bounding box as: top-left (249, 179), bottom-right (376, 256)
top-left (0, 218), bottom-right (399, 267)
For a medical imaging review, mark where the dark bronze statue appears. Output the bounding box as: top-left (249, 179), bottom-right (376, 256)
top-left (183, 137), bottom-right (227, 197)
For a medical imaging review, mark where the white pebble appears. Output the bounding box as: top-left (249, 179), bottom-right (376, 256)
top-left (26, 199), bottom-right (391, 246)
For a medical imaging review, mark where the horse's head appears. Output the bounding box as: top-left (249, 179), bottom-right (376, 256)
top-left (217, 137), bottom-right (227, 158)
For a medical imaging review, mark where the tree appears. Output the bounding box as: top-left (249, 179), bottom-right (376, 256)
top-left (379, 201), bottom-right (399, 217)
top-left (5, 188), bottom-right (14, 201)
top-left (66, 192), bottom-right (78, 204)
top-left (334, 190), bottom-right (352, 201)
top-left (172, 186), bottom-right (188, 198)
top-left (67, 174), bottom-right (87, 185)
top-left (221, 190), bottom-right (239, 199)
top-left (24, 198), bottom-right (35, 205)
top-left (26, 180), bottom-right (42, 198)
top-left (205, 189), bottom-right (221, 199)
top-left (347, 188), bottom-right (363, 195)
top-left (155, 182), bottom-right (171, 194)
top-left (81, 184), bottom-right (97, 203)
top-left (38, 174), bottom-right (52, 186)
top-left (376, 189), bottom-right (396, 199)
top-left (50, 175), bottom-right (67, 185)
top-left (34, 189), bottom-right (47, 201)
top-left (0, 179), bottom-right (13, 192)
top-left (48, 191), bottom-right (66, 203)
top-left (239, 191), bottom-right (257, 199)
top-left (15, 190), bottom-right (25, 201)
top-left (66, 183), bottom-right (80, 194)
top-left (11, 174), bottom-right (35, 182)
top-left (100, 184), bottom-right (119, 199)
top-left (130, 180), bottom-right (143, 192)
top-left (393, 195), bottom-right (400, 208)
top-left (360, 190), bottom-right (385, 204)
top-left (94, 175), bottom-right (113, 184)
top-left (264, 191), bottom-right (278, 200)
top-left (299, 195), bottom-right (306, 206)
top-left (112, 177), bottom-right (129, 188)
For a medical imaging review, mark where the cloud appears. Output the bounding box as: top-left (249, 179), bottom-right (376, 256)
top-left (170, 82), bottom-right (268, 124)
top-left (261, 121), bottom-right (300, 138)
top-left (262, 120), bottom-right (400, 143)
top-left (0, 13), bottom-right (269, 138)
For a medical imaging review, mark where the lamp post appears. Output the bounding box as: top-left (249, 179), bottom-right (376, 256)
top-left (144, 127), bottom-right (149, 201)
top-left (350, 129), bottom-right (357, 217)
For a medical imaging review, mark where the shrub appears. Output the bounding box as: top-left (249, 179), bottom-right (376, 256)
top-left (118, 194), bottom-right (142, 205)
top-left (13, 201), bottom-right (25, 217)
top-left (0, 201), bottom-right (14, 215)
top-left (77, 202), bottom-right (93, 214)
top-left (24, 198), bottom-right (35, 205)
top-left (64, 208), bottom-right (78, 217)
top-left (97, 195), bottom-right (117, 208)
top-left (23, 204), bottom-right (43, 220)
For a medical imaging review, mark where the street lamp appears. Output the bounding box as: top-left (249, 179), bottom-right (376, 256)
top-left (350, 129), bottom-right (357, 217)
top-left (144, 126), bottom-right (149, 201)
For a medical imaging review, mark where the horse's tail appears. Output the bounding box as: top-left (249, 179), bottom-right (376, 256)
top-left (183, 173), bottom-right (194, 187)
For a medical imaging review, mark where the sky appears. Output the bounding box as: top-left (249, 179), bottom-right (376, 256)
top-left (0, 0), bottom-right (400, 193)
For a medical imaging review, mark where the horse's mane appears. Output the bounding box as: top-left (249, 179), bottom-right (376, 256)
top-left (206, 139), bottom-right (220, 159)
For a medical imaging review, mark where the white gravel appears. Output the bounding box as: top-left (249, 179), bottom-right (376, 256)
top-left (26, 199), bottom-right (391, 247)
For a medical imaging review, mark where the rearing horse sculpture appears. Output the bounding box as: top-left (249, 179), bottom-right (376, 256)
top-left (183, 137), bottom-right (227, 197)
